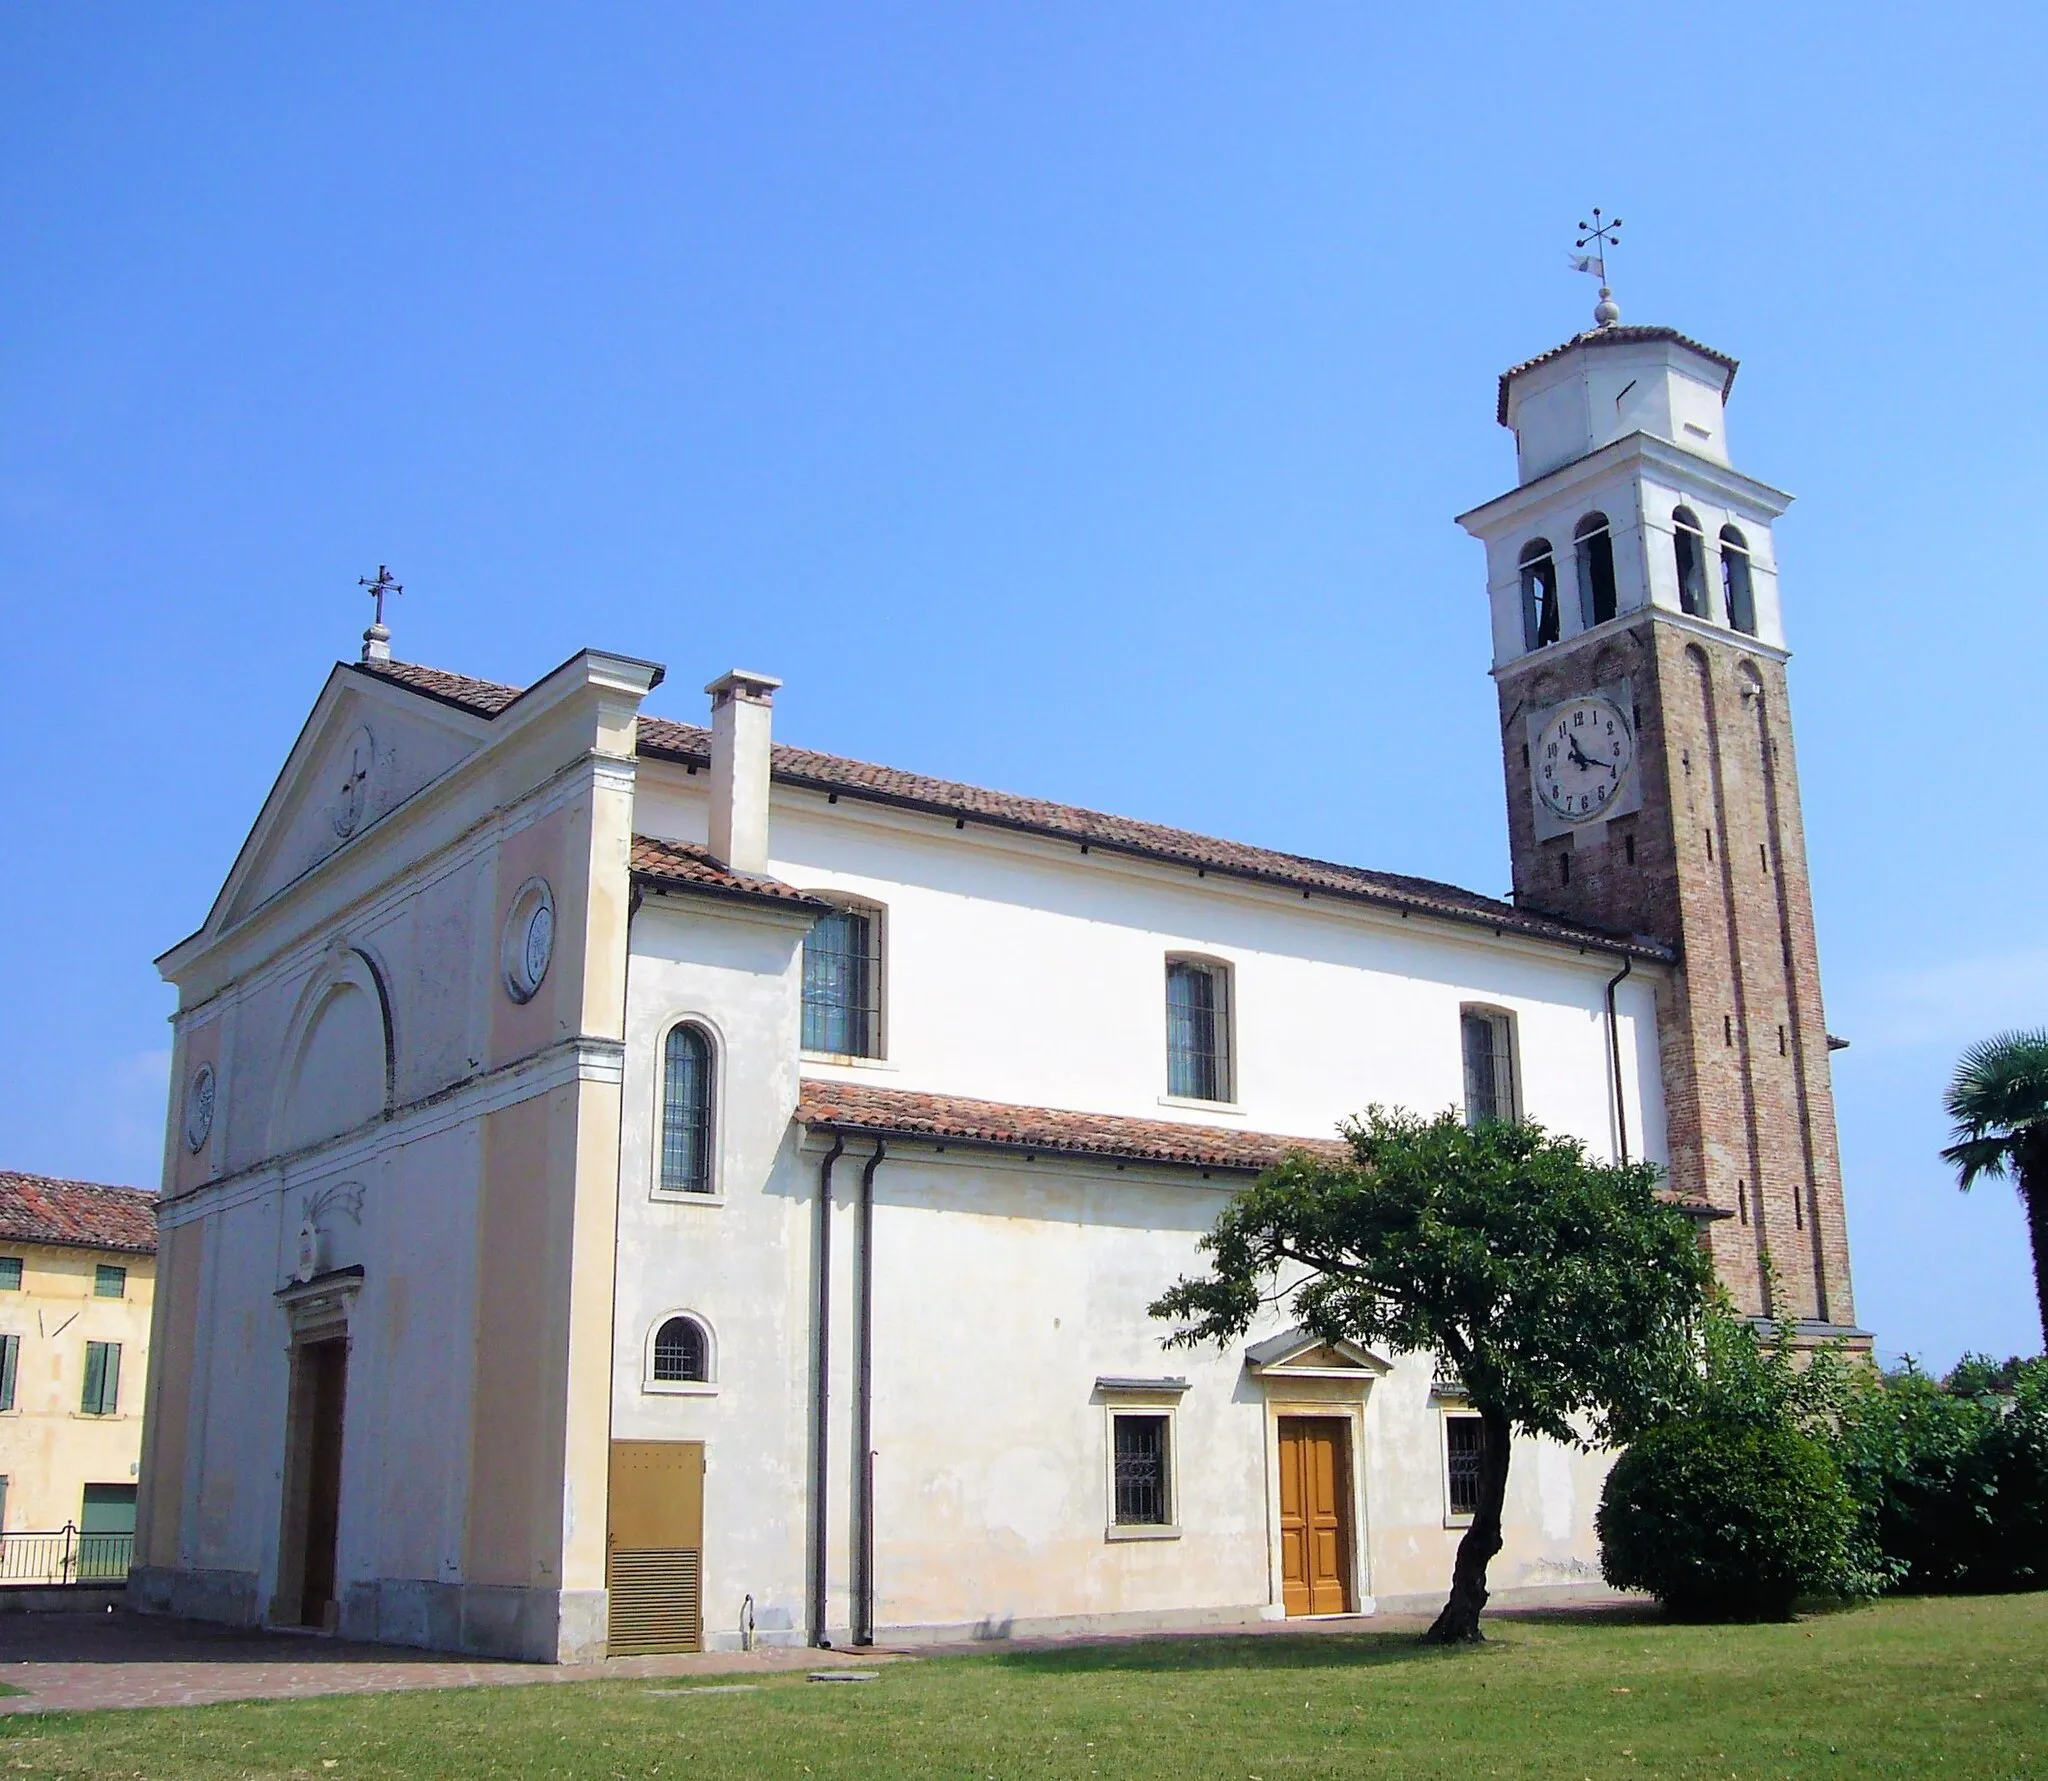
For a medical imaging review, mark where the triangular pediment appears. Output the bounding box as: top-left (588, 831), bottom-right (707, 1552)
top-left (206, 665), bottom-right (495, 935)
top-left (1244, 1327), bottom-right (1392, 1377)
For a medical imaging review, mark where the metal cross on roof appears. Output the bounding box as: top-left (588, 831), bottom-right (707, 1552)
top-left (1571, 209), bottom-right (1623, 326)
top-left (358, 564), bottom-right (403, 627)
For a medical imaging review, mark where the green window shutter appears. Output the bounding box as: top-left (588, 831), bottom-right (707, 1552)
top-left (82, 1341), bottom-right (120, 1415)
top-left (0, 1256), bottom-right (21, 1290)
top-left (0, 1333), bottom-right (17, 1412)
top-left (94, 1265), bottom-right (126, 1299)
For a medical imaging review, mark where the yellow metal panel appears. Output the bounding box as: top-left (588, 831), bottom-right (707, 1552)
top-left (607, 1441), bottom-right (704, 1553)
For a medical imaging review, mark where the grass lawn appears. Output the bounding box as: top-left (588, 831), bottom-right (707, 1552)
top-left (4, 1594), bottom-right (2044, 1779)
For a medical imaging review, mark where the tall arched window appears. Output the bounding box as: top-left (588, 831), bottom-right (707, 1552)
top-left (661, 1023), bottom-right (715, 1194)
top-left (1574, 513), bottom-right (1617, 628)
top-left (1719, 526), bottom-right (1757, 635)
top-left (1518, 539), bottom-right (1560, 650)
top-left (652, 1315), bottom-right (710, 1384)
top-left (1672, 507), bottom-right (1709, 618)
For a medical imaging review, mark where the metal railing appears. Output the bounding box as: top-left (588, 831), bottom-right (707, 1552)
top-left (0, 1524), bottom-right (134, 1586)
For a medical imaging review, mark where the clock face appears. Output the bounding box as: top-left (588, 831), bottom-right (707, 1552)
top-left (1536, 696), bottom-right (1635, 823)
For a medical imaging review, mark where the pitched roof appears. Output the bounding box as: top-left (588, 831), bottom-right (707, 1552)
top-left (1497, 325), bottom-right (1740, 425)
top-left (630, 834), bottom-right (832, 912)
top-left (352, 656), bottom-right (1669, 961)
top-left (796, 1079), bottom-right (1346, 1174)
top-left (0, 1171), bottom-right (158, 1255)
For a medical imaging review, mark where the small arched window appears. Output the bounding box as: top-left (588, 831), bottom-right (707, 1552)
top-left (1574, 513), bottom-right (1617, 628)
top-left (1719, 526), bottom-right (1757, 635)
top-left (652, 1315), bottom-right (711, 1384)
top-left (1518, 539), bottom-right (1560, 650)
top-left (1672, 508), bottom-right (1709, 618)
top-left (661, 1023), bottom-right (715, 1194)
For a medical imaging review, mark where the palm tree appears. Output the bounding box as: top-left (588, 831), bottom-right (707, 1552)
top-left (1942, 1029), bottom-right (2048, 1352)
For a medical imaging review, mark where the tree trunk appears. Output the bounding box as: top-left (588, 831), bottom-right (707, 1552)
top-left (2022, 1159), bottom-right (2048, 1356)
top-left (1423, 1405), bottom-right (1512, 1644)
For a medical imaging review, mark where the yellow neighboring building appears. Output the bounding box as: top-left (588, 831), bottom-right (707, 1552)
top-left (0, 1171), bottom-right (157, 1576)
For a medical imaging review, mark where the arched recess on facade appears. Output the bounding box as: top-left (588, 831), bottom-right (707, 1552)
top-left (270, 944), bottom-right (395, 1156)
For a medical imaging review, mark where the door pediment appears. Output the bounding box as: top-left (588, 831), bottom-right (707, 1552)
top-left (1245, 1327), bottom-right (1392, 1381)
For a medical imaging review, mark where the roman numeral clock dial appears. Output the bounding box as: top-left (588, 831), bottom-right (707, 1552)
top-left (1535, 695), bottom-right (1635, 823)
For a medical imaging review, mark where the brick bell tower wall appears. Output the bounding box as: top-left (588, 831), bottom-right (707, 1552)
top-left (1497, 616), bottom-right (1854, 1328)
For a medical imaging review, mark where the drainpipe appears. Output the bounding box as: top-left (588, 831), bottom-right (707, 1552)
top-left (852, 1140), bottom-right (885, 1646)
top-left (808, 1132), bottom-right (845, 1647)
top-left (1604, 954), bottom-right (1633, 1165)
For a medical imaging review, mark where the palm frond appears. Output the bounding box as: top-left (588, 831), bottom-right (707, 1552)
top-left (1940, 1132), bottom-right (2016, 1190)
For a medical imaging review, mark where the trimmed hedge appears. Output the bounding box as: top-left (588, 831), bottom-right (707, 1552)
top-left (1597, 1417), bottom-right (1858, 1619)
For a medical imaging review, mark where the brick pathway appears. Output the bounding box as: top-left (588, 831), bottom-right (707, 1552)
top-left (0, 1612), bottom-right (901, 1714)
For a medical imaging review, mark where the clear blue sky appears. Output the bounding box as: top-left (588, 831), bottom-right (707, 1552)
top-left (4, 4), bottom-right (2042, 1369)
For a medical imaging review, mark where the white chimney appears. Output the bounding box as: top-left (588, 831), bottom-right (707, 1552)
top-left (704, 670), bottom-right (781, 874)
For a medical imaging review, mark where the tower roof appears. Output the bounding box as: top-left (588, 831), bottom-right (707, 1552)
top-left (1497, 325), bottom-right (1738, 426)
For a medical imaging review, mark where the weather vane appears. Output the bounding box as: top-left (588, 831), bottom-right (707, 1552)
top-left (1570, 208), bottom-right (1623, 327)
top-left (358, 564), bottom-right (402, 663)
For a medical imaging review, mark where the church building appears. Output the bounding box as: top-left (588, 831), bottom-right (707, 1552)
top-left (131, 306), bottom-right (1862, 1661)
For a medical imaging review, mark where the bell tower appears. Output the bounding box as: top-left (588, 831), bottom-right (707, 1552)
top-left (1457, 306), bottom-right (1859, 1337)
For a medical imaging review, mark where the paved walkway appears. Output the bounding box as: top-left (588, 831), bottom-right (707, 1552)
top-left (0, 1612), bottom-right (902, 1714)
top-left (0, 1592), bottom-right (1641, 1715)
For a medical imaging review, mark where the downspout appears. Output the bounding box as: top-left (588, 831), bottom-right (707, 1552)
top-left (808, 1132), bottom-right (845, 1647)
top-left (1604, 954), bottom-right (1633, 1165)
top-left (851, 1140), bottom-right (885, 1646)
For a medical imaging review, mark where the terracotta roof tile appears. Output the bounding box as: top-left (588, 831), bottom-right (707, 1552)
top-left (1497, 325), bottom-right (1739, 425)
top-left (349, 658), bottom-right (522, 714)
top-left (358, 659), bottom-right (1671, 963)
top-left (797, 1079), bottom-right (1345, 1174)
top-left (630, 835), bottom-right (832, 911)
top-left (0, 1171), bottom-right (158, 1255)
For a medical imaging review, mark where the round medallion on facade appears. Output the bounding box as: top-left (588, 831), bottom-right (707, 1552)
top-left (1534, 695), bottom-right (1636, 823)
top-left (184, 1061), bottom-right (216, 1153)
top-left (503, 878), bottom-right (556, 1003)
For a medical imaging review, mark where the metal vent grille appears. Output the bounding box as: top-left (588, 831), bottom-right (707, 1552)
top-left (607, 1547), bottom-right (703, 1655)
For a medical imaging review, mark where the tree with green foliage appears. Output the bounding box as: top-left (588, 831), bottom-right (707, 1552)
top-left (1941, 1028), bottom-right (2048, 1349)
top-left (1149, 1106), bottom-right (1714, 1643)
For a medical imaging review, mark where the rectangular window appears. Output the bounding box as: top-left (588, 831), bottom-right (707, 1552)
top-left (1165, 959), bottom-right (1232, 1102)
top-left (94, 1265), bottom-right (126, 1299)
top-left (802, 906), bottom-right (882, 1058)
top-left (1460, 1008), bottom-right (1517, 1126)
top-left (81, 1340), bottom-right (121, 1417)
top-left (0, 1333), bottom-right (17, 1412)
top-left (0, 1257), bottom-right (20, 1290)
top-left (1446, 1414), bottom-right (1486, 1519)
top-left (1112, 1414), bottom-right (1172, 1526)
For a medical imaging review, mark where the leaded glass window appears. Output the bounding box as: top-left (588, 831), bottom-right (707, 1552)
top-left (661, 1024), bottom-right (715, 1194)
top-left (1461, 1008), bottom-right (1516, 1126)
top-left (1446, 1415), bottom-right (1485, 1518)
top-left (653, 1316), bottom-right (709, 1384)
top-left (1166, 960), bottom-right (1231, 1102)
top-left (803, 907), bottom-right (881, 1057)
top-left (1113, 1414), bottom-right (1171, 1526)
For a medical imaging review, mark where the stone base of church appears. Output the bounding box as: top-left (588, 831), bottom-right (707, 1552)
top-left (127, 1568), bottom-right (607, 1664)
top-left (1371, 1579), bottom-right (1637, 1616)
top-left (830, 1600), bottom-right (1279, 1651)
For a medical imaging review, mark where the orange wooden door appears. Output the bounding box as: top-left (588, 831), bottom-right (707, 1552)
top-left (1277, 1418), bottom-right (1352, 1616)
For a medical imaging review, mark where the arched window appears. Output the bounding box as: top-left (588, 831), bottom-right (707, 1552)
top-left (1719, 526), bottom-right (1757, 634)
top-left (1672, 507), bottom-right (1709, 618)
top-left (661, 1023), bottom-right (715, 1194)
top-left (652, 1315), bottom-right (711, 1384)
top-left (1518, 539), bottom-right (1560, 650)
top-left (1574, 513), bottom-right (1617, 628)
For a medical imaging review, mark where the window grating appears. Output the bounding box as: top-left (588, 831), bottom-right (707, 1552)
top-left (1446, 1416), bottom-right (1485, 1518)
top-left (803, 908), bottom-right (881, 1057)
top-left (1113, 1414), bottom-right (1171, 1526)
top-left (653, 1317), bottom-right (709, 1384)
top-left (661, 1025), bottom-right (715, 1193)
top-left (1166, 961), bottom-right (1232, 1102)
top-left (1461, 1009), bottom-right (1516, 1126)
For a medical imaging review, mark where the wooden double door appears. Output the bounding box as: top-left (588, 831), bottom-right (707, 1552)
top-left (1277, 1417), bottom-right (1354, 1617)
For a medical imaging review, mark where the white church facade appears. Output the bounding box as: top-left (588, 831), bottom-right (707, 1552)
top-left (131, 312), bottom-right (1858, 1661)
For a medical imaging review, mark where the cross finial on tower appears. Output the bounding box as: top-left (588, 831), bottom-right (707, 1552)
top-left (1571, 209), bottom-right (1623, 327)
top-left (357, 565), bottom-right (402, 662)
